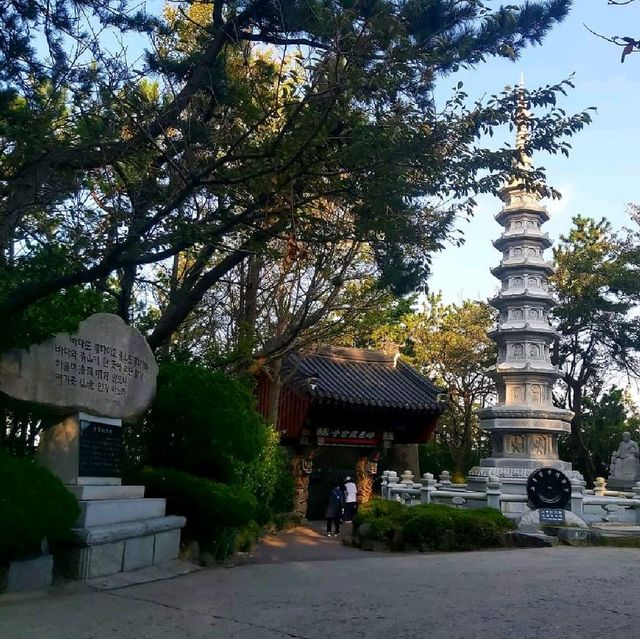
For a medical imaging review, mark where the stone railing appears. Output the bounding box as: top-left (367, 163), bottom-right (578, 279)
top-left (380, 470), bottom-right (640, 524)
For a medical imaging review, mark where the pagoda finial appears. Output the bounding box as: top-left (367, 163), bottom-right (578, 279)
top-left (515, 75), bottom-right (531, 164)
top-left (500, 75), bottom-right (543, 208)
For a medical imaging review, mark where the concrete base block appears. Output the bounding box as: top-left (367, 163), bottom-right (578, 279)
top-left (124, 536), bottom-right (155, 571)
top-left (60, 541), bottom-right (124, 579)
top-left (154, 529), bottom-right (180, 564)
top-left (58, 520), bottom-right (185, 579)
top-left (89, 541), bottom-right (125, 578)
top-left (3, 555), bottom-right (53, 592)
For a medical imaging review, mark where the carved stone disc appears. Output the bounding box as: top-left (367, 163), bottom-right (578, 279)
top-left (526, 467), bottom-right (571, 509)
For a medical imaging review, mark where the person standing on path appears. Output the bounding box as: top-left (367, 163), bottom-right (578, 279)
top-left (325, 481), bottom-right (344, 536)
top-left (343, 476), bottom-right (357, 522)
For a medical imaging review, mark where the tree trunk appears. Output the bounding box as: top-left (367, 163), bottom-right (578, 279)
top-left (450, 447), bottom-right (467, 483)
top-left (266, 359), bottom-right (283, 428)
top-left (117, 264), bottom-right (137, 324)
top-left (570, 384), bottom-right (597, 486)
top-left (235, 253), bottom-right (261, 372)
top-left (387, 443), bottom-right (420, 479)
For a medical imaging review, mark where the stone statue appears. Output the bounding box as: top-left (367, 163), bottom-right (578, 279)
top-left (610, 432), bottom-right (640, 482)
top-left (291, 450), bottom-right (315, 517)
top-left (356, 452), bottom-right (380, 505)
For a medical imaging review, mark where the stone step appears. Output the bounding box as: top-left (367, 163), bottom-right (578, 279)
top-left (77, 498), bottom-right (166, 528)
top-left (590, 523), bottom-right (640, 539)
top-left (67, 484), bottom-right (145, 500)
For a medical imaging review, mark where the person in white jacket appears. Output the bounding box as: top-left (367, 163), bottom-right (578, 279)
top-left (343, 476), bottom-right (357, 522)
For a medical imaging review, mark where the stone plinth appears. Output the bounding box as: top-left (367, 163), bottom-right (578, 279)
top-left (38, 412), bottom-right (186, 580)
top-left (57, 516), bottom-right (186, 579)
top-left (38, 413), bottom-right (124, 485)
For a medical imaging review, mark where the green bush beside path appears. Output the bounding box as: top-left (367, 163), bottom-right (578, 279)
top-left (354, 499), bottom-right (515, 552)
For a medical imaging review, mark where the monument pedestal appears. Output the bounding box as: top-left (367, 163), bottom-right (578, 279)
top-left (605, 478), bottom-right (638, 492)
top-left (39, 413), bottom-right (185, 580)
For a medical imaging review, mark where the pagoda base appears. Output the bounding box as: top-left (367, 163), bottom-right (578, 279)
top-left (467, 460), bottom-right (583, 496)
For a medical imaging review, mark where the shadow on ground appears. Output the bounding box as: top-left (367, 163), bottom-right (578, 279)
top-left (251, 521), bottom-right (377, 564)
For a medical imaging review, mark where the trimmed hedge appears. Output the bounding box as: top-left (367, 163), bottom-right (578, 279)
top-left (0, 449), bottom-right (79, 564)
top-left (353, 498), bottom-right (411, 542)
top-left (354, 499), bottom-right (514, 552)
top-left (133, 467), bottom-right (257, 559)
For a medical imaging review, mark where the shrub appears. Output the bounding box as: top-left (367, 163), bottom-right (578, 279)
top-left (273, 512), bottom-right (303, 530)
top-left (401, 504), bottom-right (514, 551)
top-left (0, 449), bottom-right (79, 564)
top-left (353, 499), bottom-right (411, 541)
top-left (234, 521), bottom-right (262, 552)
top-left (142, 362), bottom-right (268, 483)
top-left (354, 499), bottom-right (514, 551)
top-left (133, 467), bottom-right (257, 559)
top-left (237, 426), bottom-right (294, 524)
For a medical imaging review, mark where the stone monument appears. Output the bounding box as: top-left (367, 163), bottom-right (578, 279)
top-left (607, 432), bottom-right (640, 490)
top-left (467, 85), bottom-right (582, 494)
top-left (0, 313), bottom-right (185, 579)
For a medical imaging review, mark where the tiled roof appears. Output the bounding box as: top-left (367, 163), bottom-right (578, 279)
top-left (283, 346), bottom-right (446, 413)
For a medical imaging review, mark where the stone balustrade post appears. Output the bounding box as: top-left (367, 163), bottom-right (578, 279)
top-left (380, 471), bottom-right (390, 499)
top-left (385, 471), bottom-right (399, 500)
top-left (420, 472), bottom-right (437, 505)
top-left (594, 476), bottom-right (606, 496)
top-left (570, 478), bottom-right (585, 518)
top-left (485, 476), bottom-right (502, 511)
top-left (633, 483), bottom-right (640, 524)
top-left (438, 470), bottom-right (452, 488)
top-left (400, 469), bottom-right (415, 485)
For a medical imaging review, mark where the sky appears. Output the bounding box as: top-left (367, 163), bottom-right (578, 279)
top-left (427, 1), bottom-right (640, 304)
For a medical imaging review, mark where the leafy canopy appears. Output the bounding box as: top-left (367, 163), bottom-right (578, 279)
top-left (0, 0), bottom-right (591, 353)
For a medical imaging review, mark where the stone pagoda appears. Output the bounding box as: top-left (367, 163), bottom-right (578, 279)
top-left (467, 85), bottom-right (581, 494)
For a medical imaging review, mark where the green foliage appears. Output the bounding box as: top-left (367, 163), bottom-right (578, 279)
top-left (354, 498), bottom-right (412, 541)
top-left (237, 426), bottom-right (294, 524)
top-left (401, 505), bottom-right (514, 551)
top-left (558, 386), bottom-right (640, 479)
top-left (273, 512), bottom-right (303, 530)
top-left (552, 215), bottom-right (640, 483)
top-left (0, 0), bottom-right (590, 355)
top-left (0, 246), bottom-right (113, 353)
top-left (133, 467), bottom-right (256, 559)
top-left (144, 362), bottom-right (268, 483)
top-left (419, 440), bottom-right (472, 481)
top-left (126, 361), bottom-right (293, 557)
top-left (362, 295), bottom-right (495, 476)
top-left (354, 498), bottom-right (513, 551)
top-left (233, 521), bottom-right (262, 553)
top-left (0, 449), bottom-right (80, 564)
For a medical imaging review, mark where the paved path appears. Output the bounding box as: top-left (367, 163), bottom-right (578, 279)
top-left (250, 522), bottom-right (374, 564)
top-left (2, 542), bottom-right (640, 638)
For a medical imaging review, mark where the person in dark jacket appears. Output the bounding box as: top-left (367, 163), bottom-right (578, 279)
top-left (325, 481), bottom-right (344, 536)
